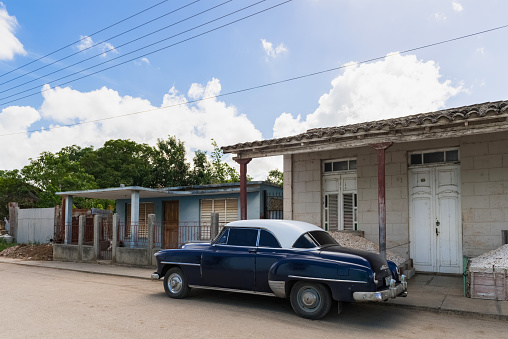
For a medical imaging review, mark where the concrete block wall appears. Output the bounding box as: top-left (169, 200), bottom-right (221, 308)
top-left (460, 132), bottom-right (508, 257)
top-left (286, 131), bottom-right (508, 262)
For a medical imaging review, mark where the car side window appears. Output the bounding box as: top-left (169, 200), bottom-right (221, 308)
top-left (227, 228), bottom-right (258, 247)
top-left (258, 230), bottom-right (281, 248)
top-left (292, 233), bottom-right (317, 248)
top-left (215, 228), bottom-right (229, 245)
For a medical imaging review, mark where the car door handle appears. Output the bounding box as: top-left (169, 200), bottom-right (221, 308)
top-left (248, 249), bottom-right (257, 254)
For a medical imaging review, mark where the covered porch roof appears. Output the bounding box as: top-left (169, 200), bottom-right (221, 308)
top-left (55, 181), bottom-right (275, 200)
top-left (222, 100), bottom-right (508, 158)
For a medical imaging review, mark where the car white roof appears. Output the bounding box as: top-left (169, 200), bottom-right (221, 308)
top-left (225, 219), bottom-right (325, 249)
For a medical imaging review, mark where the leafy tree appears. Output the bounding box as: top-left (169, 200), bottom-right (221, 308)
top-left (21, 149), bottom-right (98, 208)
top-left (189, 150), bottom-right (212, 185)
top-left (266, 169), bottom-right (283, 186)
top-left (80, 139), bottom-right (152, 188)
top-left (0, 170), bottom-right (38, 219)
top-left (147, 136), bottom-right (190, 188)
top-left (209, 140), bottom-right (243, 184)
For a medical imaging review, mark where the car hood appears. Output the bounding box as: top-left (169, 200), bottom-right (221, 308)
top-left (319, 245), bottom-right (391, 276)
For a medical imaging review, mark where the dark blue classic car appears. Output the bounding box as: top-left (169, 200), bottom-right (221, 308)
top-left (152, 220), bottom-right (407, 319)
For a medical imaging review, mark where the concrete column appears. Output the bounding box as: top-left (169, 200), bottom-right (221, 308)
top-left (211, 213), bottom-right (219, 240)
top-left (94, 215), bottom-right (101, 260)
top-left (283, 154), bottom-right (293, 220)
top-left (64, 195), bottom-right (73, 244)
top-left (78, 215), bottom-right (85, 261)
top-left (371, 142), bottom-right (392, 259)
top-left (148, 214), bottom-right (155, 265)
top-left (112, 213), bottom-right (118, 263)
top-left (130, 190), bottom-right (140, 247)
top-left (234, 158), bottom-right (252, 220)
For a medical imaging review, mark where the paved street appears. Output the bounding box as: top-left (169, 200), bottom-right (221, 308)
top-left (0, 263), bottom-right (506, 339)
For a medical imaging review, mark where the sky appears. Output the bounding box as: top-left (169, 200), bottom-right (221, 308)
top-left (0, 0), bottom-right (507, 180)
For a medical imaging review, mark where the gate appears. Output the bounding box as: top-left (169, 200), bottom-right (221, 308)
top-left (99, 216), bottom-right (113, 260)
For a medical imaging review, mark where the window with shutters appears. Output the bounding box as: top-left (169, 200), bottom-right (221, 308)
top-left (200, 198), bottom-right (239, 225)
top-left (322, 159), bottom-right (357, 231)
top-left (126, 202), bottom-right (154, 238)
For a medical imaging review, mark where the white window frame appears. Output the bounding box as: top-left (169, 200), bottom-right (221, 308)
top-left (322, 158), bottom-right (357, 231)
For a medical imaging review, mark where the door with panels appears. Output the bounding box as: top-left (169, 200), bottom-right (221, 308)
top-left (409, 153), bottom-right (461, 274)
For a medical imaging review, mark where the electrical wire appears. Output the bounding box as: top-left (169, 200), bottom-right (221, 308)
top-left (1, 20), bottom-right (507, 137)
top-left (0, 0), bottom-right (277, 106)
top-left (0, 0), bottom-right (203, 87)
top-left (0, 0), bottom-right (171, 79)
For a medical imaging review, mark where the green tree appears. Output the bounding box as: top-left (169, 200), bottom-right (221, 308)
top-left (21, 148), bottom-right (98, 208)
top-left (209, 140), bottom-right (242, 184)
top-left (80, 139), bottom-right (152, 188)
top-left (189, 150), bottom-right (212, 185)
top-left (147, 136), bottom-right (190, 188)
top-left (0, 170), bottom-right (38, 219)
top-left (266, 169), bottom-right (283, 186)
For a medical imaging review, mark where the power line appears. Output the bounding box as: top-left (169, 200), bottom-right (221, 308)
top-left (1, 21), bottom-right (507, 138)
top-left (0, 0), bottom-right (275, 106)
top-left (0, 0), bottom-right (203, 87)
top-left (0, 0), bottom-right (232, 94)
top-left (0, 0), bottom-right (171, 79)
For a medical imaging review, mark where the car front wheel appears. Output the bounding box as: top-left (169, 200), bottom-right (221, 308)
top-left (163, 267), bottom-right (190, 299)
top-left (290, 281), bottom-right (332, 320)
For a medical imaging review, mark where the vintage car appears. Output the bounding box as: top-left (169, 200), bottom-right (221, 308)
top-left (151, 219), bottom-right (407, 319)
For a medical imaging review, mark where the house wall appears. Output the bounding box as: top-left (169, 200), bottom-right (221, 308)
top-left (115, 190), bottom-right (270, 225)
top-left (460, 132), bottom-right (508, 257)
top-left (286, 131), bottom-right (508, 262)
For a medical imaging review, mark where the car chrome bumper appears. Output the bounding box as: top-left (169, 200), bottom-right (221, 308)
top-left (353, 275), bottom-right (408, 302)
top-left (151, 272), bottom-right (160, 280)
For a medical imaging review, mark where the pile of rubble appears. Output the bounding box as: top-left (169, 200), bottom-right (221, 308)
top-left (0, 243), bottom-right (53, 261)
top-left (469, 244), bottom-right (508, 270)
top-left (329, 231), bottom-right (406, 266)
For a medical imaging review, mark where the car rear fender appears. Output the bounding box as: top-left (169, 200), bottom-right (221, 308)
top-left (268, 257), bottom-right (375, 301)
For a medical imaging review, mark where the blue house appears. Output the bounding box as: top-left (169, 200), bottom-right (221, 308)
top-left (57, 181), bottom-right (282, 249)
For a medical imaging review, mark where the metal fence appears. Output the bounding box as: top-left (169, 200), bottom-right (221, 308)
top-left (264, 191), bottom-right (283, 219)
top-left (152, 222), bottom-right (224, 249)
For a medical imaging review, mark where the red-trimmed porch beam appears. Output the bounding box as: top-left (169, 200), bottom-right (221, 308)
top-left (235, 157), bottom-right (252, 220)
top-left (370, 142), bottom-right (392, 259)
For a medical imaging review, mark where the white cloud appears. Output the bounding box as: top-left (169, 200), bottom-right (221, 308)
top-left (476, 47), bottom-right (485, 54)
top-left (76, 35), bottom-right (118, 58)
top-left (0, 3), bottom-right (26, 60)
top-left (76, 35), bottom-right (93, 51)
top-left (433, 12), bottom-right (447, 21)
top-left (261, 39), bottom-right (288, 59)
top-left (0, 79), bottom-right (278, 180)
top-left (272, 53), bottom-right (462, 138)
top-left (452, 2), bottom-right (463, 12)
top-left (100, 42), bottom-right (118, 58)
top-left (140, 57), bottom-right (150, 64)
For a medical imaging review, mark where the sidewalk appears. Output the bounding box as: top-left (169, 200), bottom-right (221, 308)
top-left (1, 258), bottom-right (507, 320)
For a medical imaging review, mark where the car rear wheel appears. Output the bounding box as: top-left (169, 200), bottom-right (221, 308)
top-left (164, 267), bottom-right (190, 299)
top-left (290, 281), bottom-right (332, 320)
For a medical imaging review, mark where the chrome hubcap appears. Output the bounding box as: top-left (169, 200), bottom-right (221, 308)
top-left (299, 288), bottom-right (319, 309)
top-left (168, 273), bottom-right (182, 294)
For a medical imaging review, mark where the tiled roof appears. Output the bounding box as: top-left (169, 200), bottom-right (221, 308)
top-left (222, 100), bottom-right (508, 155)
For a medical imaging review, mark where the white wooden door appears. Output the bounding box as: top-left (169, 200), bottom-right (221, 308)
top-left (409, 165), bottom-right (462, 274)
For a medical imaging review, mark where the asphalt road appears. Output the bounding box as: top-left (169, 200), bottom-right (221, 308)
top-left (0, 263), bottom-right (506, 339)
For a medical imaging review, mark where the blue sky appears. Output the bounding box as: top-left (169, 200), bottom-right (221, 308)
top-left (0, 0), bottom-right (507, 179)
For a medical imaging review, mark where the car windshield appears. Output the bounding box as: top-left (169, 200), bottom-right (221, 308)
top-left (292, 231), bottom-right (338, 248)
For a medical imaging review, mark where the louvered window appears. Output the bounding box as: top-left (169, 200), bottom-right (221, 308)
top-left (200, 198), bottom-right (238, 225)
top-left (322, 159), bottom-right (357, 231)
top-left (126, 202), bottom-right (154, 238)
